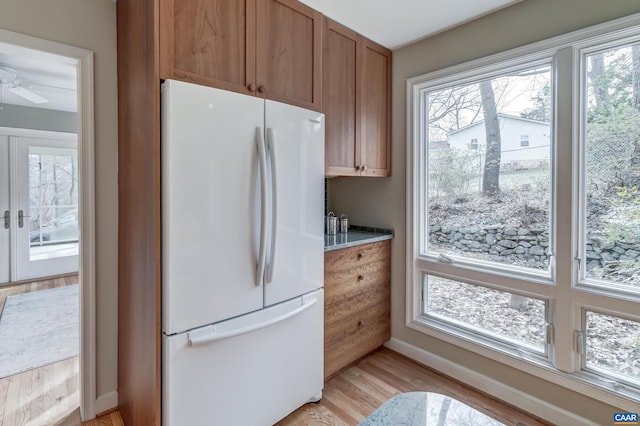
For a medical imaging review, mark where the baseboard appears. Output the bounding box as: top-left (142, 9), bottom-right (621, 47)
top-left (384, 338), bottom-right (596, 426)
top-left (95, 391), bottom-right (118, 416)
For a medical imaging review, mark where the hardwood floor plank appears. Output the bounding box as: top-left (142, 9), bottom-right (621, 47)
top-left (0, 371), bottom-right (7, 421)
top-left (322, 384), bottom-right (367, 424)
top-left (340, 366), bottom-right (398, 403)
top-left (27, 365), bottom-right (46, 425)
top-left (4, 371), bottom-right (28, 425)
top-left (332, 375), bottom-right (384, 415)
top-left (280, 348), bottom-right (550, 425)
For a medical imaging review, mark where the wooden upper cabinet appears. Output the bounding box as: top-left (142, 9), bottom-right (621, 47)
top-left (256, 0), bottom-right (322, 110)
top-left (323, 18), bottom-right (391, 177)
top-left (160, 0), bottom-right (321, 110)
top-left (323, 18), bottom-right (359, 177)
top-left (360, 40), bottom-right (391, 177)
top-left (160, 0), bottom-right (256, 95)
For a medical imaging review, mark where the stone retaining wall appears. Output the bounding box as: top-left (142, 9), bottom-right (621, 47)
top-left (429, 225), bottom-right (639, 269)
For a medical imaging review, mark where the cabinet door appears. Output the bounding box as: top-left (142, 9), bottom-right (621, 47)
top-left (160, 0), bottom-right (257, 96)
top-left (256, 0), bottom-right (322, 111)
top-left (360, 40), bottom-right (391, 177)
top-left (323, 18), bottom-right (360, 177)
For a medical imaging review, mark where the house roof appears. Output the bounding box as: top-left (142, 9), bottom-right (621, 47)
top-left (446, 113), bottom-right (549, 137)
top-left (429, 140), bottom-right (450, 150)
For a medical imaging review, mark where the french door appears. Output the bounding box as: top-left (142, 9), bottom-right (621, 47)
top-left (0, 136), bottom-right (9, 284)
top-left (0, 130), bottom-right (78, 284)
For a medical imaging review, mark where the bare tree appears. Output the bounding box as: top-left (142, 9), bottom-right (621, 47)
top-left (631, 45), bottom-right (640, 182)
top-left (428, 86), bottom-right (482, 139)
top-left (479, 80), bottom-right (501, 194)
top-left (633, 45), bottom-right (640, 110)
top-left (589, 53), bottom-right (609, 110)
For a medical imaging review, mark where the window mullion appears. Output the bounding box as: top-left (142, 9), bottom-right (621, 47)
top-left (551, 46), bottom-right (578, 373)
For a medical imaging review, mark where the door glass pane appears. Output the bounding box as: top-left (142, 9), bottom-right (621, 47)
top-left (583, 43), bottom-right (640, 292)
top-left (423, 275), bottom-right (547, 353)
top-left (424, 64), bottom-right (552, 272)
top-left (28, 146), bottom-right (78, 261)
top-left (585, 311), bottom-right (640, 383)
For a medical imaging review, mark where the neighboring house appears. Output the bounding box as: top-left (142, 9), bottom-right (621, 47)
top-left (445, 114), bottom-right (550, 171)
top-left (429, 140), bottom-right (450, 151)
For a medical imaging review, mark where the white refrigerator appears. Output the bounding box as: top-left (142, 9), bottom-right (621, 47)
top-left (161, 80), bottom-right (325, 426)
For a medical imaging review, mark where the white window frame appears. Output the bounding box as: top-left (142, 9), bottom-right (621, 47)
top-left (406, 13), bottom-right (640, 412)
top-left (574, 33), bottom-right (640, 301)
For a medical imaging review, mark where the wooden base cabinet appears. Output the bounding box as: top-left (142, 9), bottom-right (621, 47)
top-left (323, 18), bottom-right (391, 177)
top-left (160, 0), bottom-right (322, 111)
top-left (324, 240), bottom-right (391, 379)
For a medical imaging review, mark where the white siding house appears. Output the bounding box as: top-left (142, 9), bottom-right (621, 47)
top-left (446, 114), bottom-right (550, 171)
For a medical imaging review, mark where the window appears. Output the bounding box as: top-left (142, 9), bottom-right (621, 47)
top-left (424, 275), bottom-right (548, 354)
top-left (584, 311), bottom-right (640, 385)
top-left (408, 17), bottom-right (640, 410)
top-left (581, 41), bottom-right (640, 296)
top-left (425, 64), bottom-right (552, 273)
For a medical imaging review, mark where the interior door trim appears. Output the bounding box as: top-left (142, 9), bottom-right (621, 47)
top-left (0, 28), bottom-right (97, 420)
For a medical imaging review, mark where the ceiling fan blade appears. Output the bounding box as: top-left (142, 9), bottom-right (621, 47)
top-left (7, 84), bottom-right (49, 104)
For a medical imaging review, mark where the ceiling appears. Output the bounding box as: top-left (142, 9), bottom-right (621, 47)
top-left (298, 0), bottom-right (522, 49)
top-left (0, 41), bottom-right (77, 113)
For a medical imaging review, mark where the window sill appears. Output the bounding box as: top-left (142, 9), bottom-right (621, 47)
top-left (407, 316), bottom-right (640, 412)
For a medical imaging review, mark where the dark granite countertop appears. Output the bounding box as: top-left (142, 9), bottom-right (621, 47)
top-left (324, 225), bottom-right (394, 252)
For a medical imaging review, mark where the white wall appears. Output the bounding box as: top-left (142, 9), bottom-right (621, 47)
top-left (0, 0), bottom-right (118, 406)
top-left (328, 0), bottom-right (640, 423)
top-left (0, 104), bottom-right (77, 133)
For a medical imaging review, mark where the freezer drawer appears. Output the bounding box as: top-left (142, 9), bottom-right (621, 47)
top-left (162, 289), bottom-right (324, 426)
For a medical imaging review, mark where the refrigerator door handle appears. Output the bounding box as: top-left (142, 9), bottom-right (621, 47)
top-left (265, 128), bottom-right (277, 284)
top-left (188, 296), bottom-right (318, 346)
top-left (256, 127), bottom-right (268, 286)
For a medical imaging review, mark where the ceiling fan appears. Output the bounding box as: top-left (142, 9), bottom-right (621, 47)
top-left (0, 64), bottom-right (49, 104)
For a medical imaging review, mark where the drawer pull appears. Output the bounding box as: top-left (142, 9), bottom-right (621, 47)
top-left (358, 320), bottom-right (365, 327)
top-left (357, 275), bottom-right (365, 281)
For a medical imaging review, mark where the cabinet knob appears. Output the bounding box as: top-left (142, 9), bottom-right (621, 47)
top-left (357, 274), bottom-right (365, 281)
top-left (358, 320), bottom-right (365, 327)
top-left (357, 252), bottom-right (364, 260)
top-left (258, 85), bottom-right (266, 93)
top-left (356, 164), bottom-right (362, 171)
top-left (248, 83), bottom-right (256, 91)
top-left (363, 165), bottom-right (368, 171)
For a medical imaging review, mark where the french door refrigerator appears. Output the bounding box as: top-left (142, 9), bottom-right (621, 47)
top-left (161, 79), bottom-right (325, 426)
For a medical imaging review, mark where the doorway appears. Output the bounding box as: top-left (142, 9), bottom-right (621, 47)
top-left (1, 131), bottom-right (79, 283)
top-left (0, 29), bottom-right (95, 423)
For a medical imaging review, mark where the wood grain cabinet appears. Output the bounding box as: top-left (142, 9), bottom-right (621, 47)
top-left (160, 0), bottom-right (322, 111)
top-left (323, 18), bottom-right (391, 177)
top-left (324, 240), bottom-right (391, 379)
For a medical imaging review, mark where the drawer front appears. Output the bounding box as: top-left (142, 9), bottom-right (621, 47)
top-left (324, 240), bottom-right (390, 274)
top-left (324, 300), bottom-right (390, 378)
top-left (325, 257), bottom-right (390, 326)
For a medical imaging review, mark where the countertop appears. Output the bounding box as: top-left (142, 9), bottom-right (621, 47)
top-left (324, 225), bottom-right (394, 252)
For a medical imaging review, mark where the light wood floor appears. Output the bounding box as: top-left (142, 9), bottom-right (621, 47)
top-left (277, 348), bottom-right (549, 425)
top-left (0, 275), bottom-right (80, 426)
top-left (76, 348), bottom-right (548, 426)
top-left (1, 275), bottom-right (547, 425)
